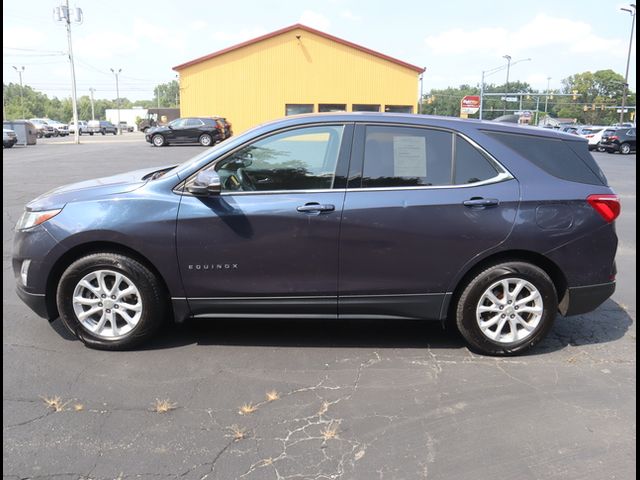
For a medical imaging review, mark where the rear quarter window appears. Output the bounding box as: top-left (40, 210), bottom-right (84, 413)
top-left (485, 131), bottom-right (606, 186)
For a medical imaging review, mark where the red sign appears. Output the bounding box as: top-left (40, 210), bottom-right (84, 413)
top-left (461, 96), bottom-right (481, 108)
top-left (460, 95), bottom-right (481, 115)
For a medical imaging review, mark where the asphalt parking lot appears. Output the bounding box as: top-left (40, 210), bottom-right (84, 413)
top-left (3, 134), bottom-right (636, 480)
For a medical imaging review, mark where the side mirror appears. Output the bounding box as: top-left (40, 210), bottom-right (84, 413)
top-left (187, 170), bottom-right (221, 196)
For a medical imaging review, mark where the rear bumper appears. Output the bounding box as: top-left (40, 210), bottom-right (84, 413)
top-left (599, 143), bottom-right (618, 152)
top-left (16, 286), bottom-right (49, 319)
top-left (561, 281), bottom-right (616, 316)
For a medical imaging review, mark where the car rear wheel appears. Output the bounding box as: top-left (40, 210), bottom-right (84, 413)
top-left (199, 133), bottom-right (213, 146)
top-left (152, 134), bottom-right (165, 147)
top-left (455, 262), bottom-right (557, 356)
top-left (619, 143), bottom-right (631, 155)
top-left (57, 253), bottom-right (166, 350)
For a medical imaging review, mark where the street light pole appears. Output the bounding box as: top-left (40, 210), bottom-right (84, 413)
top-left (544, 76), bottom-right (551, 115)
top-left (89, 87), bottom-right (96, 120)
top-left (54, 1), bottom-right (82, 144)
top-left (110, 68), bottom-right (122, 134)
top-left (620, 4), bottom-right (636, 125)
top-left (12, 66), bottom-right (26, 118)
top-left (419, 72), bottom-right (424, 114)
top-left (503, 54), bottom-right (512, 115)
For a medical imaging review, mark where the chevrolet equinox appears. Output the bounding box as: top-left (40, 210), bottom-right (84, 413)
top-left (13, 113), bottom-right (619, 355)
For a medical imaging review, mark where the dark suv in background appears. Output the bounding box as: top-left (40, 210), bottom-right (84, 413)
top-left (599, 127), bottom-right (636, 154)
top-left (145, 117), bottom-right (231, 147)
top-left (13, 113), bottom-right (619, 355)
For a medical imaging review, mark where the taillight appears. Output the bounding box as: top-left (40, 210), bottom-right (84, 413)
top-left (587, 194), bottom-right (621, 223)
top-left (610, 135), bottom-right (619, 140)
top-left (586, 134), bottom-right (594, 138)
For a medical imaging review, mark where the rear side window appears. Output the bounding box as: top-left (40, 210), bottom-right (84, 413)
top-left (362, 126), bottom-right (453, 187)
top-left (454, 136), bottom-right (498, 184)
top-left (486, 131), bottom-right (606, 185)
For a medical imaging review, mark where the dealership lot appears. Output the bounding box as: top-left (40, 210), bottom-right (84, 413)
top-left (3, 136), bottom-right (636, 479)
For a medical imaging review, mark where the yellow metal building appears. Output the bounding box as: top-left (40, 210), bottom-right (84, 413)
top-left (173, 24), bottom-right (425, 134)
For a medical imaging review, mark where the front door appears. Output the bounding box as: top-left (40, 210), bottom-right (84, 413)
top-left (176, 123), bottom-right (353, 317)
top-left (338, 124), bottom-right (519, 319)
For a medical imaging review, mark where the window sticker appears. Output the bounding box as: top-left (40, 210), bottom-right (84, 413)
top-left (393, 136), bottom-right (426, 177)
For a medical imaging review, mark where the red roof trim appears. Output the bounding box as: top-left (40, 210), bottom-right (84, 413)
top-left (172, 23), bottom-right (426, 73)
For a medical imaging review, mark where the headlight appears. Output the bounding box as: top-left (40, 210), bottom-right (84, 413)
top-left (16, 208), bottom-right (62, 231)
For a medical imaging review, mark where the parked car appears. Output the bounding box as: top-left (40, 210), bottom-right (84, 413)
top-left (48, 120), bottom-right (69, 137)
top-left (579, 127), bottom-right (606, 151)
top-left (69, 121), bottom-right (89, 135)
top-left (13, 113), bottom-right (619, 355)
top-left (87, 120), bottom-right (118, 135)
top-left (599, 127), bottom-right (636, 154)
top-left (29, 118), bottom-right (55, 138)
top-left (145, 117), bottom-right (227, 147)
top-left (215, 117), bottom-right (233, 139)
top-left (118, 121), bottom-right (134, 133)
top-left (3, 128), bottom-right (18, 148)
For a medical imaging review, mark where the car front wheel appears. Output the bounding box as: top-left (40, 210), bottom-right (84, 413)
top-left (199, 133), bottom-right (213, 146)
top-left (57, 253), bottom-right (166, 350)
top-left (152, 134), bottom-right (166, 147)
top-left (455, 262), bottom-right (557, 356)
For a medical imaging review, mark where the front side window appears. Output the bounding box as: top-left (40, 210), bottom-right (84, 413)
top-left (214, 125), bottom-right (344, 192)
top-left (362, 126), bottom-right (453, 187)
top-left (169, 119), bottom-right (187, 128)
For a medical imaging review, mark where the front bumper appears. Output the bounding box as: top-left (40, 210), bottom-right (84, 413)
top-left (16, 285), bottom-right (49, 319)
top-left (561, 281), bottom-right (616, 316)
top-left (4, 137), bottom-right (17, 147)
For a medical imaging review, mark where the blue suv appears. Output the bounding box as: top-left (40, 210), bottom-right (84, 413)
top-left (12, 113), bottom-right (619, 355)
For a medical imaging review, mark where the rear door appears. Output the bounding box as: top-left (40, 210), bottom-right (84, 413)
top-left (338, 124), bottom-right (519, 319)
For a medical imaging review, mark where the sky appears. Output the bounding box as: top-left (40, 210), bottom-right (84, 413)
top-left (3, 0), bottom-right (636, 102)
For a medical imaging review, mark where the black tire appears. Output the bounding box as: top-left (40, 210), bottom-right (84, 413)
top-left (56, 253), bottom-right (166, 350)
top-left (151, 134), bottom-right (165, 147)
top-left (199, 133), bottom-right (213, 146)
top-left (4, 143), bottom-right (14, 149)
top-left (619, 143), bottom-right (631, 155)
top-left (455, 262), bottom-right (557, 356)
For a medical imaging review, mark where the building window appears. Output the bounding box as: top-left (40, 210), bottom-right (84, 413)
top-left (285, 104), bottom-right (314, 116)
top-left (384, 105), bottom-right (413, 113)
top-left (318, 104), bottom-right (347, 113)
top-left (352, 104), bottom-right (380, 112)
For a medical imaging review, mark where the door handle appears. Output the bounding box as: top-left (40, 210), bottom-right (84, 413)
top-left (463, 197), bottom-right (500, 208)
top-left (296, 203), bottom-right (335, 213)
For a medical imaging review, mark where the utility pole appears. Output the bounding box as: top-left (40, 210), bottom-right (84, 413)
top-left (544, 77), bottom-right (551, 115)
top-left (12, 66), bottom-right (26, 118)
top-left (419, 72), bottom-right (424, 114)
top-left (89, 87), bottom-right (96, 120)
top-left (110, 68), bottom-right (122, 134)
top-left (502, 54), bottom-right (512, 115)
top-left (620, 4), bottom-right (636, 125)
top-left (54, 1), bottom-right (82, 144)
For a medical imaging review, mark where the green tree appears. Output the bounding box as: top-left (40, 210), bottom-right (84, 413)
top-left (153, 80), bottom-right (179, 108)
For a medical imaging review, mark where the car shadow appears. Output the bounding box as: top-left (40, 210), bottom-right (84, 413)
top-left (49, 299), bottom-right (632, 353)
top-left (100, 299), bottom-right (631, 353)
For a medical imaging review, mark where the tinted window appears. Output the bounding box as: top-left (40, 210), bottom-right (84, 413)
top-left (384, 105), bottom-right (413, 113)
top-left (286, 104), bottom-right (314, 115)
top-left (201, 118), bottom-right (218, 126)
top-left (352, 104), bottom-right (380, 112)
top-left (362, 126), bottom-right (453, 187)
top-left (215, 125), bottom-right (343, 192)
top-left (318, 104), bottom-right (346, 113)
top-left (454, 136), bottom-right (498, 184)
top-left (486, 131), bottom-right (605, 185)
top-left (185, 119), bottom-right (204, 127)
